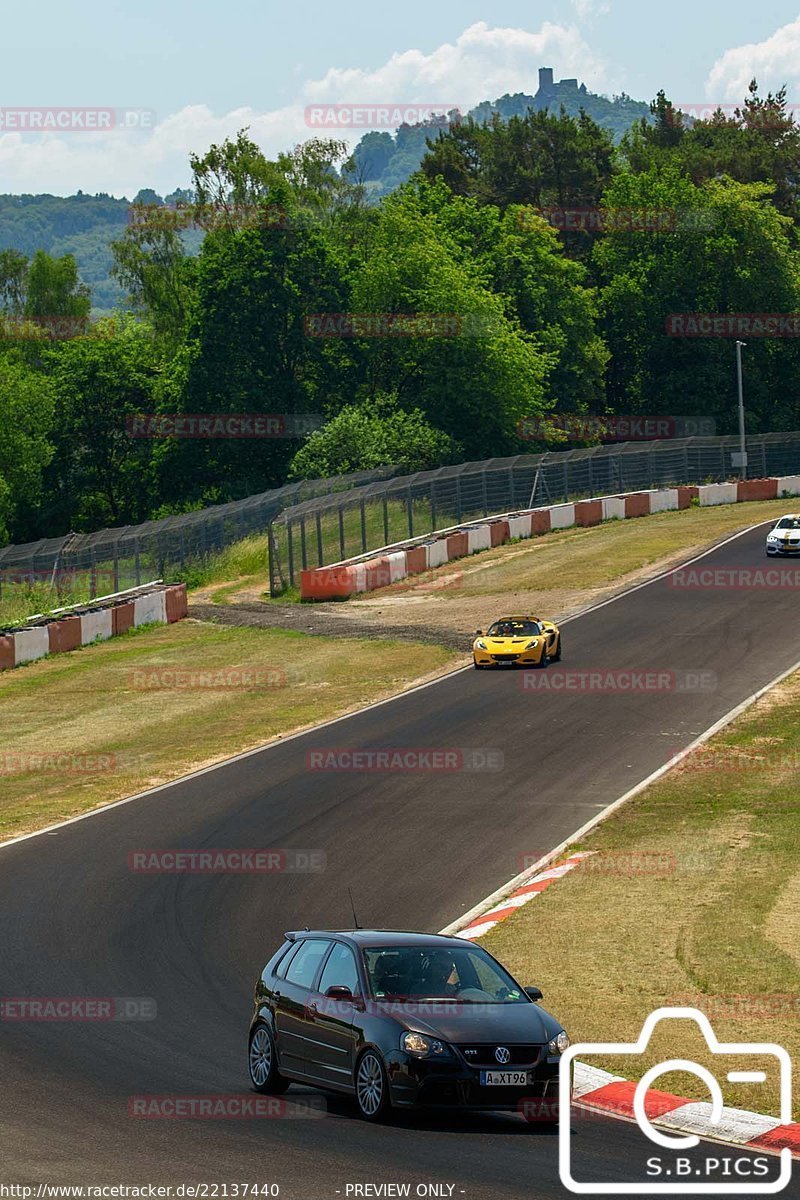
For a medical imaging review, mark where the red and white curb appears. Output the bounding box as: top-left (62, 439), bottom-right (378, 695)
top-left (573, 1063), bottom-right (800, 1158)
top-left (446, 852), bottom-right (800, 1159)
top-left (452, 851), bottom-right (594, 941)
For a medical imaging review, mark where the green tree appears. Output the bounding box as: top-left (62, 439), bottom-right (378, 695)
top-left (288, 394), bottom-right (459, 478)
top-left (0, 359), bottom-right (55, 542)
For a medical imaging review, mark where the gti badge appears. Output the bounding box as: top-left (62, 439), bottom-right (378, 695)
top-left (494, 1046), bottom-right (511, 1064)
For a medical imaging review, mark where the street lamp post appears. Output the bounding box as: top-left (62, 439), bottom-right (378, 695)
top-left (735, 339), bottom-right (747, 480)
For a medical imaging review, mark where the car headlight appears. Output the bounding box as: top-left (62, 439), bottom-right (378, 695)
top-left (524, 639), bottom-right (540, 649)
top-left (401, 1031), bottom-right (450, 1058)
top-left (548, 1030), bottom-right (570, 1055)
top-left (767, 534), bottom-right (781, 542)
top-left (475, 640), bottom-right (487, 650)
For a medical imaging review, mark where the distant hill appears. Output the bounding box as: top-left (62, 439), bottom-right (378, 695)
top-left (0, 189), bottom-right (196, 314)
top-left (347, 68), bottom-right (653, 196)
top-left (0, 70), bottom-right (654, 309)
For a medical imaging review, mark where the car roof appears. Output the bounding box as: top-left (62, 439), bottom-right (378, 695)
top-left (777, 513), bottom-right (800, 520)
top-left (284, 929), bottom-right (473, 949)
top-left (491, 615), bottom-right (539, 622)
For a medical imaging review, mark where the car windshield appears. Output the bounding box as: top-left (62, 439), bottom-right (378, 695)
top-left (362, 944), bottom-right (527, 1003)
top-left (777, 518), bottom-right (800, 529)
top-left (486, 619), bottom-right (541, 637)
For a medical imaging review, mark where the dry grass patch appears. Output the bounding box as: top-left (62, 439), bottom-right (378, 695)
top-left (0, 619), bottom-right (457, 841)
top-left (482, 668), bottom-right (800, 1118)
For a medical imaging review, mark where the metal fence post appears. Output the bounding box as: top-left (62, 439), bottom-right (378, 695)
top-left (455, 476), bottom-right (462, 523)
top-left (316, 512), bottom-right (324, 567)
top-left (407, 487), bottom-right (414, 538)
top-left (288, 521), bottom-right (295, 586)
top-left (383, 496), bottom-right (389, 545)
top-left (481, 468), bottom-right (488, 517)
top-left (339, 507), bottom-right (346, 560)
top-left (430, 481), bottom-right (437, 531)
top-left (300, 517), bottom-right (308, 570)
top-left (360, 499), bottom-right (367, 554)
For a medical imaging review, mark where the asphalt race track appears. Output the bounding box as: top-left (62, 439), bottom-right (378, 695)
top-left (2, 520), bottom-right (799, 1199)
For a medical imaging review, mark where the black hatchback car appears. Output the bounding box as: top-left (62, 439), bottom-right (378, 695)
top-left (247, 929), bottom-right (570, 1122)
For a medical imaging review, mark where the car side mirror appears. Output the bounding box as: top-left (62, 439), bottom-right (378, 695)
top-left (324, 985), bottom-right (353, 1001)
top-left (475, 629), bottom-right (484, 636)
top-left (525, 986), bottom-right (543, 1002)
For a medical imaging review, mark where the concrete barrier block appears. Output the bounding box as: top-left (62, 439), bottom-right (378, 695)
top-left (624, 493), bottom-right (650, 518)
top-left (112, 600), bottom-right (136, 636)
top-left (490, 520), bottom-right (509, 547)
top-left (677, 486), bottom-right (699, 509)
top-left (777, 476), bottom-right (800, 497)
top-left (601, 497), bottom-right (626, 520)
top-left (737, 479), bottom-right (778, 502)
top-left (301, 567), bottom-right (353, 600)
top-left (81, 609), bottom-right (114, 643)
top-left (427, 539), bottom-right (450, 568)
top-left (365, 557), bottom-right (390, 590)
top-left (133, 592), bottom-right (166, 628)
top-left (467, 525), bottom-right (492, 553)
top-left (508, 515), bottom-right (532, 539)
top-left (386, 551), bottom-right (407, 583)
top-left (649, 489), bottom-right (679, 513)
top-left (530, 509), bottom-right (551, 535)
top-left (698, 482), bottom-right (737, 506)
top-left (164, 584), bottom-right (188, 623)
top-left (0, 635), bottom-right (15, 671)
top-left (14, 626), bottom-right (50, 666)
top-left (446, 531), bottom-right (469, 560)
top-left (575, 499), bottom-right (602, 527)
top-left (47, 615), bottom-right (82, 655)
top-left (352, 563), bottom-right (367, 593)
top-left (549, 503), bottom-right (576, 530)
top-left (406, 546), bottom-right (428, 575)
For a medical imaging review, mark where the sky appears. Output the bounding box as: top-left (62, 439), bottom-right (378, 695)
top-left (2, 0), bottom-right (800, 197)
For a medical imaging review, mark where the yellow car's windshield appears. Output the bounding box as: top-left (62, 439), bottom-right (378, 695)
top-left (486, 619), bottom-right (541, 637)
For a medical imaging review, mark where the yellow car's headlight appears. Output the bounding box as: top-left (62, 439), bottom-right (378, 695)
top-left (475, 640), bottom-right (487, 650)
top-left (525, 639), bottom-right (540, 649)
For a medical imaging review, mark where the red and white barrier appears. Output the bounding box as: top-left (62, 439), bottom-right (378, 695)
top-left (1, 583), bottom-right (188, 675)
top-left (296, 478), bottom-right (795, 600)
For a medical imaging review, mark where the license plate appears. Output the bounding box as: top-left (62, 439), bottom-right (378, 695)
top-left (480, 1070), bottom-right (528, 1086)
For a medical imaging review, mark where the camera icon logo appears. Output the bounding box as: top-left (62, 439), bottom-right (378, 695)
top-left (558, 1007), bottom-right (793, 1194)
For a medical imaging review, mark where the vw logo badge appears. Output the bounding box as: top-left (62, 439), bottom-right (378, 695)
top-left (495, 1046), bottom-right (511, 1064)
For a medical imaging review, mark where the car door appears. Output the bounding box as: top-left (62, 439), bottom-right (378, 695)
top-left (273, 938), bottom-right (332, 1077)
top-left (304, 941), bottom-right (363, 1087)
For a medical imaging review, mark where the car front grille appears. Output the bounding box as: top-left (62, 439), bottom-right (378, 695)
top-left (491, 654), bottom-right (520, 662)
top-left (457, 1043), bottom-right (542, 1066)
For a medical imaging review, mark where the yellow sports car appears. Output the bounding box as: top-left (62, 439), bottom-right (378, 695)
top-left (473, 616), bottom-right (561, 669)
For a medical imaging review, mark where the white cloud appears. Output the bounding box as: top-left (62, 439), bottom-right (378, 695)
top-left (0, 21), bottom-right (609, 197)
top-left (706, 16), bottom-right (800, 103)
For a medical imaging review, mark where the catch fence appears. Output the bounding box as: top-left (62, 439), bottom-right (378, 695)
top-left (268, 433), bottom-right (800, 593)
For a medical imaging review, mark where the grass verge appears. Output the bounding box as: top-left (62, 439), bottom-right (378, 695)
top-left (481, 669), bottom-right (800, 1119)
top-left (0, 619), bottom-right (457, 841)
